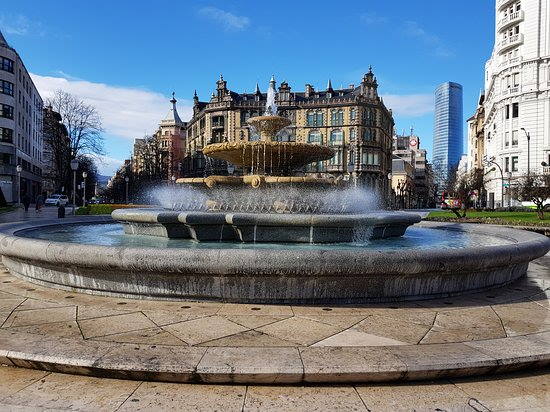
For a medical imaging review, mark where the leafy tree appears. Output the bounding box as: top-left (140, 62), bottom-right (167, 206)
top-left (513, 174), bottom-right (550, 219)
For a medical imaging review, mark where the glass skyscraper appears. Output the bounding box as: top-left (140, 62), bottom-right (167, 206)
top-left (433, 82), bottom-right (463, 186)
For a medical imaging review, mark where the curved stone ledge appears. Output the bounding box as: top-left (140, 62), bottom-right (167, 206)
top-left (111, 208), bottom-right (422, 242)
top-left (0, 217), bottom-right (548, 303)
top-left (0, 329), bottom-right (548, 384)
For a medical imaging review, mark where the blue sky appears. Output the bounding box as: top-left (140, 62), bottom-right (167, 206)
top-left (1, 0), bottom-right (495, 175)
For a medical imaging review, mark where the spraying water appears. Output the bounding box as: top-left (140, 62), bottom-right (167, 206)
top-left (149, 185), bottom-right (380, 214)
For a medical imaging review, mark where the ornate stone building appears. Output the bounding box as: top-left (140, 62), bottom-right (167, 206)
top-left (467, 92), bottom-right (485, 172)
top-left (132, 94), bottom-right (187, 180)
top-left (182, 69), bottom-right (395, 194)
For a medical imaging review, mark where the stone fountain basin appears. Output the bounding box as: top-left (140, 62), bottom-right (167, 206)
top-left (0, 217), bottom-right (548, 304)
top-left (111, 208), bottom-right (421, 242)
top-left (202, 141), bottom-right (335, 172)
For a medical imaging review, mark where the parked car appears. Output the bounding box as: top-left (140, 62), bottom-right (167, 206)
top-left (45, 194), bottom-right (69, 207)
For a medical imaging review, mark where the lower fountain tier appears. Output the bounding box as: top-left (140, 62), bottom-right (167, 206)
top-left (111, 209), bottom-right (421, 243)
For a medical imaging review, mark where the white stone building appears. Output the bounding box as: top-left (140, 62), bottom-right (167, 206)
top-left (483, 0), bottom-right (550, 208)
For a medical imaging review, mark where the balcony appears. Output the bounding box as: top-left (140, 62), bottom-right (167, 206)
top-left (498, 10), bottom-right (524, 31)
top-left (502, 86), bottom-right (520, 96)
top-left (497, 0), bottom-right (516, 10)
top-left (499, 55), bottom-right (522, 68)
top-left (499, 33), bottom-right (523, 54)
top-left (543, 166), bottom-right (550, 174)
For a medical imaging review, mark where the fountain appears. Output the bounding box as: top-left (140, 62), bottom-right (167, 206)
top-left (0, 78), bottom-right (548, 304)
top-left (112, 77), bottom-right (420, 243)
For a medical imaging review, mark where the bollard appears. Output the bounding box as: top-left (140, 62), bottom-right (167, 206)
top-left (57, 205), bottom-right (66, 218)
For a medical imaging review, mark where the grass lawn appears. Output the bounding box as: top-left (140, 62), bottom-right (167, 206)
top-left (426, 210), bottom-right (550, 226)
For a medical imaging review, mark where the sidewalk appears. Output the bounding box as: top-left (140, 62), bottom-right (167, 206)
top-left (0, 205), bottom-right (70, 224)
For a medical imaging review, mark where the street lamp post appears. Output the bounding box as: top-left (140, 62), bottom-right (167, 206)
top-left (521, 128), bottom-right (531, 178)
top-left (507, 172), bottom-right (512, 207)
top-left (124, 177), bottom-right (129, 204)
top-left (16, 164), bottom-right (22, 207)
top-left (82, 172), bottom-right (87, 207)
top-left (70, 159), bottom-right (79, 215)
top-left (486, 158), bottom-right (504, 208)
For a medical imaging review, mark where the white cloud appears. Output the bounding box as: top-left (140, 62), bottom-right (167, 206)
top-left (0, 14), bottom-right (30, 35)
top-left (30, 73), bottom-right (193, 140)
top-left (403, 21), bottom-right (453, 58)
top-left (360, 13), bottom-right (388, 26)
top-left (30, 73), bottom-right (193, 176)
top-left (198, 7), bottom-right (250, 31)
top-left (94, 155), bottom-right (124, 176)
top-left (381, 94), bottom-right (433, 117)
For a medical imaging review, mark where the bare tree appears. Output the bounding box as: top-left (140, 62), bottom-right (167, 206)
top-left (46, 90), bottom-right (104, 158)
top-left (514, 174), bottom-right (550, 219)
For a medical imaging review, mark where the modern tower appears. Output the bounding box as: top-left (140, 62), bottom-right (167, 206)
top-left (0, 30), bottom-right (44, 203)
top-left (483, 0), bottom-right (549, 208)
top-left (433, 82), bottom-right (463, 186)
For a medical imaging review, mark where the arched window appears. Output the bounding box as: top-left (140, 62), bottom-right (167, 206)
top-left (329, 129), bottom-right (343, 145)
top-left (308, 130), bottom-right (322, 144)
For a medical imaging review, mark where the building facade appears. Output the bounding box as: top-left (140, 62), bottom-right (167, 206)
top-left (467, 93), bottom-right (486, 172)
top-left (392, 130), bottom-right (434, 207)
top-left (183, 70), bottom-right (394, 195)
top-left (483, 0), bottom-right (550, 208)
top-left (433, 82), bottom-right (463, 187)
top-left (0, 30), bottom-right (43, 203)
top-left (132, 95), bottom-right (187, 180)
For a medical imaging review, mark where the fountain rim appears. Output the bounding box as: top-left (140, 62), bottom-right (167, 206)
top-left (0, 216), bottom-right (548, 277)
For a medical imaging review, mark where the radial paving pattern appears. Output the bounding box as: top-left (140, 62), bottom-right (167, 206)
top-left (0, 259), bottom-right (547, 348)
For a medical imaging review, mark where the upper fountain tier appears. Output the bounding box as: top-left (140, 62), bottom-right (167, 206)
top-left (201, 76), bottom-right (334, 175)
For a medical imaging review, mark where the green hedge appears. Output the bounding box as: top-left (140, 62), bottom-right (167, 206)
top-left (75, 204), bottom-right (144, 215)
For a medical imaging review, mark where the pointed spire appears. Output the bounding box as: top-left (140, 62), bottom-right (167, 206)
top-left (0, 30), bottom-right (8, 47)
top-left (220, 74), bottom-right (224, 81)
top-left (255, 82), bottom-right (261, 94)
top-left (270, 74), bottom-right (276, 85)
top-left (368, 65), bottom-right (373, 74)
top-left (193, 89), bottom-right (198, 98)
top-left (161, 92), bottom-right (182, 126)
top-left (326, 79), bottom-right (333, 91)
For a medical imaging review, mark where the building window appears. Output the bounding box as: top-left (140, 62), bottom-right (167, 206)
top-left (504, 131), bottom-right (510, 148)
top-left (511, 156), bottom-right (518, 172)
top-left (363, 128), bottom-right (376, 142)
top-left (512, 102), bottom-right (519, 118)
top-left (348, 149), bottom-right (355, 165)
top-left (349, 128), bottom-right (356, 141)
top-left (505, 105), bottom-right (510, 119)
top-left (350, 108), bottom-right (357, 121)
top-left (329, 129), bottom-right (343, 145)
top-left (363, 108), bottom-right (375, 125)
top-left (306, 111), bottom-right (323, 127)
top-left (329, 149), bottom-right (342, 165)
top-left (0, 127), bottom-right (13, 143)
top-left (361, 151), bottom-right (380, 165)
top-left (308, 130), bottom-right (322, 144)
top-left (330, 109), bottom-right (343, 126)
top-left (0, 57), bottom-right (14, 73)
top-left (511, 130), bottom-right (518, 147)
top-left (505, 157), bottom-right (509, 172)
top-left (0, 103), bottom-right (14, 119)
top-left (0, 80), bottom-right (14, 96)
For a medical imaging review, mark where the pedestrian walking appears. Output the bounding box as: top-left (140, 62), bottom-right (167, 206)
top-left (35, 192), bottom-right (45, 213)
top-left (22, 192), bottom-right (31, 212)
